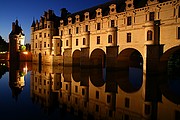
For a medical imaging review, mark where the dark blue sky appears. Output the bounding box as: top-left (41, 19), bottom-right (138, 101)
top-left (0, 0), bottom-right (110, 43)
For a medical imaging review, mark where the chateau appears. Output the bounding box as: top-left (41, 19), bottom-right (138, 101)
top-left (31, 0), bottom-right (180, 73)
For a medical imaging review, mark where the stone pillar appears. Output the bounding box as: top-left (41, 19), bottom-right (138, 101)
top-left (63, 48), bottom-right (72, 66)
top-left (106, 46), bottom-right (118, 69)
top-left (80, 47), bottom-right (90, 68)
top-left (146, 45), bottom-right (164, 74)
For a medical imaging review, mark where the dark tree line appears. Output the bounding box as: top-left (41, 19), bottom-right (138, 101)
top-left (0, 36), bottom-right (9, 52)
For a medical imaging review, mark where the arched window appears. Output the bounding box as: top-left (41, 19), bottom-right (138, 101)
top-left (108, 35), bottom-right (112, 43)
top-left (147, 30), bottom-right (153, 40)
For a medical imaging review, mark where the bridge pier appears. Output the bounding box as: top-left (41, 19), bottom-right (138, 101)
top-left (145, 45), bottom-right (164, 75)
top-left (80, 48), bottom-right (90, 68)
top-left (63, 48), bottom-right (72, 66)
top-left (106, 46), bottom-right (118, 69)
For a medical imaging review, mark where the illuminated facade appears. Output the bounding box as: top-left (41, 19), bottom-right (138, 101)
top-left (31, 0), bottom-right (180, 73)
top-left (30, 64), bottom-right (180, 120)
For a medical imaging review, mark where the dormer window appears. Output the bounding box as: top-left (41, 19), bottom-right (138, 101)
top-left (84, 12), bottom-right (89, 20)
top-left (68, 17), bottom-right (72, 24)
top-left (96, 8), bottom-right (102, 17)
top-left (75, 15), bottom-right (80, 22)
top-left (125, 0), bottom-right (134, 11)
top-left (109, 4), bottom-right (116, 14)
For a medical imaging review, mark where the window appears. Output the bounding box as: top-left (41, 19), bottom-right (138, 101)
top-left (107, 95), bottom-right (111, 103)
top-left (44, 33), bottom-right (46, 38)
top-left (44, 42), bottom-right (46, 47)
top-left (39, 33), bottom-right (42, 38)
top-left (35, 43), bottom-right (37, 48)
top-left (75, 86), bottom-right (78, 93)
top-left (58, 43), bottom-right (60, 47)
top-left (149, 12), bottom-right (155, 21)
top-left (108, 35), bottom-right (113, 43)
top-left (76, 39), bottom-right (78, 46)
top-left (127, 33), bottom-right (131, 42)
top-left (66, 40), bottom-right (68, 46)
top-left (66, 84), bottom-right (68, 90)
top-left (76, 27), bottom-right (79, 34)
top-left (82, 88), bottom-right (85, 95)
top-left (44, 80), bottom-right (46, 85)
top-left (40, 41), bottom-right (42, 49)
top-left (178, 27), bottom-right (180, 39)
top-left (127, 16), bottom-right (132, 26)
top-left (96, 91), bottom-right (99, 99)
top-left (83, 38), bottom-right (86, 45)
top-left (97, 23), bottom-right (101, 30)
top-left (147, 30), bottom-right (153, 40)
top-left (85, 25), bottom-right (88, 32)
top-left (97, 36), bottom-right (100, 44)
top-left (125, 97), bottom-right (130, 108)
top-left (36, 35), bottom-right (37, 39)
top-left (111, 20), bottom-right (115, 27)
top-left (69, 29), bottom-right (71, 34)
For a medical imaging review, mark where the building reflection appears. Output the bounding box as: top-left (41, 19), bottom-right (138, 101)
top-left (30, 64), bottom-right (180, 120)
top-left (9, 62), bottom-right (31, 100)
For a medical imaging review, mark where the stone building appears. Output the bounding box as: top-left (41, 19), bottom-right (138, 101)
top-left (9, 19), bottom-right (25, 61)
top-left (31, 0), bottom-right (180, 73)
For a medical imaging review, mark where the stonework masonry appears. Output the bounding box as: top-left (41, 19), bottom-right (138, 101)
top-left (31, 0), bottom-right (180, 73)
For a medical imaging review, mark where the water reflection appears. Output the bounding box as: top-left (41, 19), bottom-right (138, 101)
top-left (0, 62), bottom-right (179, 119)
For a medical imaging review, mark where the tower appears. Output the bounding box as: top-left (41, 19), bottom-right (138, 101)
top-left (9, 19), bottom-right (25, 62)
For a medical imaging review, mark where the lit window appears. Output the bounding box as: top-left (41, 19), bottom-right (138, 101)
top-left (44, 42), bottom-right (46, 47)
top-left (147, 30), bottom-right (153, 40)
top-left (108, 35), bottom-right (113, 43)
top-left (66, 40), bottom-right (68, 46)
top-left (83, 38), bottom-right (86, 45)
top-left (149, 12), bottom-right (155, 21)
top-left (127, 16), bottom-right (132, 26)
top-left (111, 20), bottom-right (115, 27)
top-left (97, 36), bottom-right (100, 44)
top-left (127, 33), bottom-right (131, 42)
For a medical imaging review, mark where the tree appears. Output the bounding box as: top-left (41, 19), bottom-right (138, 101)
top-left (0, 36), bottom-right (9, 52)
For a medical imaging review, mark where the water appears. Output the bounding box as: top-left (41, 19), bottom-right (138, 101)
top-left (0, 62), bottom-right (179, 120)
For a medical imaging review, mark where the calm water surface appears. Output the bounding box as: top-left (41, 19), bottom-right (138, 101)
top-left (0, 62), bottom-right (179, 120)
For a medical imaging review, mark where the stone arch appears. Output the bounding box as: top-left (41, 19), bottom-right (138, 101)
top-left (117, 48), bottom-right (143, 69)
top-left (159, 46), bottom-right (180, 73)
top-left (72, 50), bottom-right (81, 66)
top-left (90, 48), bottom-right (106, 68)
top-left (90, 68), bottom-right (106, 87)
top-left (116, 48), bottom-right (143, 93)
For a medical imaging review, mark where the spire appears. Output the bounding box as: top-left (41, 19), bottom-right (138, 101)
top-left (31, 18), bottom-right (35, 27)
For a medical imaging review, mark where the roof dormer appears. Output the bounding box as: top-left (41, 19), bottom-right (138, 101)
top-left (84, 12), bottom-right (89, 20)
top-left (75, 15), bottom-right (80, 22)
top-left (68, 17), bottom-right (72, 24)
top-left (125, 0), bottom-right (134, 11)
top-left (96, 8), bottom-right (102, 17)
top-left (109, 4), bottom-right (116, 14)
top-left (147, 0), bottom-right (159, 6)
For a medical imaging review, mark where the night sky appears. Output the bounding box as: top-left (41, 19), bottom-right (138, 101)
top-left (0, 0), bottom-right (110, 43)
